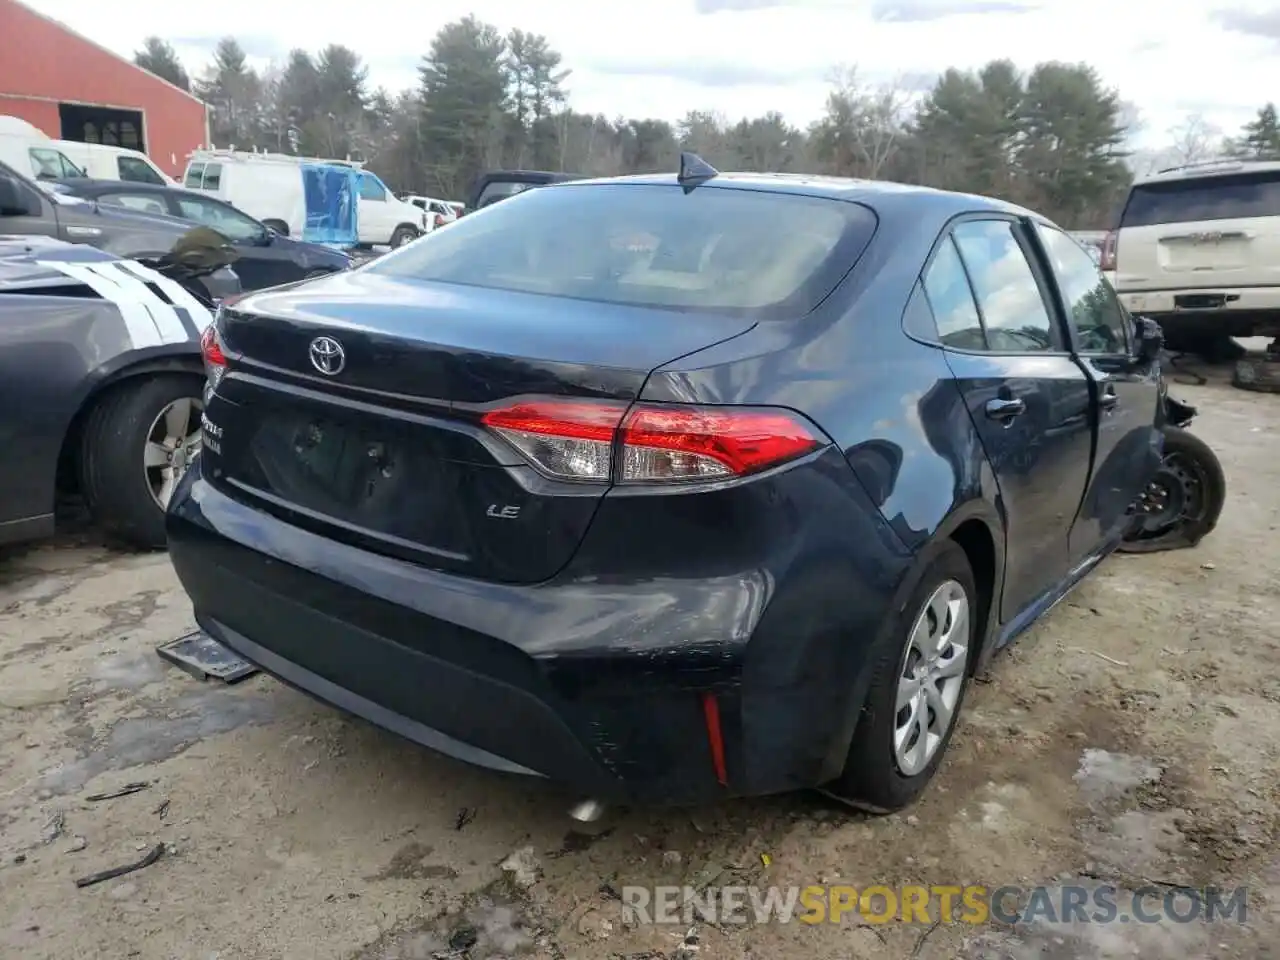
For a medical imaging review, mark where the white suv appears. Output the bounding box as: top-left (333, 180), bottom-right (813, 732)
top-left (1104, 159), bottom-right (1280, 342)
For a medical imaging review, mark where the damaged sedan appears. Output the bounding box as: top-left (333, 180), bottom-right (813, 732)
top-left (168, 158), bottom-right (1196, 812)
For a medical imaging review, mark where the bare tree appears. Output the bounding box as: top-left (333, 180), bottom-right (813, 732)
top-left (811, 66), bottom-right (911, 178)
top-left (1167, 113), bottom-right (1224, 166)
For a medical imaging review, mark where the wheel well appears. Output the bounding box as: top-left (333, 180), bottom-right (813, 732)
top-left (394, 223), bottom-right (418, 234)
top-left (56, 359), bottom-right (204, 496)
top-left (950, 519), bottom-right (996, 671)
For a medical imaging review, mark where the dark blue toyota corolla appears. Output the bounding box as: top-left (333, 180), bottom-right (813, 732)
top-left (168, 161), bottom-right (1164, 812)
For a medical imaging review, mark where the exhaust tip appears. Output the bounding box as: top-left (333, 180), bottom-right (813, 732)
top-left (568, 799), bottom-right (607, 823)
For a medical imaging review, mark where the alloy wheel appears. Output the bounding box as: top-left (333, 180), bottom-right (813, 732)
top-left (893, 579), bottom-right (970, 777)
top-left (144, 397), bottom-right (203, 510)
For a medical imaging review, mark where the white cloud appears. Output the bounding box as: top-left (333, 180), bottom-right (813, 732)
top-left (19, 0), bottom-right (1275, 149)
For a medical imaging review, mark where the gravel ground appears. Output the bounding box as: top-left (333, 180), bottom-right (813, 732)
top-left (2, 367), bottom-right (1278, 960)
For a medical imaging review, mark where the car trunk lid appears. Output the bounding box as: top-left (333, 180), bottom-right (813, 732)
top-left (202, 271), bottom-right (755, 583)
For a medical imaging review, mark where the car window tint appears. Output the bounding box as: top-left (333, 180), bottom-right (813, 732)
top-left (201, 163), bottom-right (222, 191)
top-left (100, 192), bottom-right (169, 216)
top-left (1121, 170), bottom-right (1280, 227)
top-left (368, 183), bottom-right (877, 318)
top-left (1036, 224), bottom-right (1129, 354)
top-left (359, 175), bottom-right (386, 201)
top-left (118, 156), bottom-right (166, 184)
top-left (183, 163), bottom-right (204, 188)
top-left (176, 196), bottom-right (262, 241)
top-left (922, 237), bottom-right (985, 350)
top-left (952, 220), bottom-right (1057, 353)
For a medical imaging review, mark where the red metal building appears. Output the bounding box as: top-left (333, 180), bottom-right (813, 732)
top-left (0, 0), bottom-right (208, 178)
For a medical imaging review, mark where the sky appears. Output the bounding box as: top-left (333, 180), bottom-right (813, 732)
top-left (21, 0), bottom-right (1280, 150)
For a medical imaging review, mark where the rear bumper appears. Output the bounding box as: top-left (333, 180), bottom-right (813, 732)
top-left (1117, 288), bottom-right (1280, 336)
top-left (166, 453), bottom-right (909, 805)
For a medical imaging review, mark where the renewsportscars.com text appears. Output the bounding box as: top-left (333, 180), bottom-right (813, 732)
top-left (621, 883), bottom-right (1249, 926)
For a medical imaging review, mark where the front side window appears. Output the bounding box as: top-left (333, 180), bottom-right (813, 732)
top-left (952, 220), bottom-right (1059, 353)
top-left (184, 163), bottom-right (205, 188)
top-left (1036, 224), bottom-right (1129, 354)
top-left (118, 156), bottom-right (166, 185)
top-left (366, 183), bottom-right (879, 318)
top-left (359, 174), bottom-right (387, 201)
top-left (100, 192), bottom-right (169, 216)
top-left (29, 148), bottom-right (82, 180)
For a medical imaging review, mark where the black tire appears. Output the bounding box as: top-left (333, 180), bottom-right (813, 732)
top-left (1233, 355), bottom-right (1280, 394)
top-left (80, 374), bottom-right (204, 550)
top-left (262, 219), bottom-right (289, 237)
top-left (826, 541), bottom-right (977, 812)
top-left (1118, 426), bottom-right (1225, 553)
top-left (389, 226), bottom-right (417, 248)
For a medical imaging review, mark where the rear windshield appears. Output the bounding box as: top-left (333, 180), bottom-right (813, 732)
top-left (1121, 170), bottom-right (1280, 227)
top-left (367, 183), bottom-right (877, 318)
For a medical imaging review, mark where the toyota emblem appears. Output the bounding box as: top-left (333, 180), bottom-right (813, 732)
top-left (309, 336), bottom-right (346, 375)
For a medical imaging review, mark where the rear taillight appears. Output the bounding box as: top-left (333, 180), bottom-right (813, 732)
top-left (481, 398), bottom-right (824, 484)
top-left (200, 322), bottom-right (228, 397)
top-left (1100, 230), bottom-right (1117, 272)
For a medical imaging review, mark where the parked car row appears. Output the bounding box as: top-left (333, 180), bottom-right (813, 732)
top-left (0, 114), bottom-right (172, 185)
top-left (182, 150), bottom-right (431, 249)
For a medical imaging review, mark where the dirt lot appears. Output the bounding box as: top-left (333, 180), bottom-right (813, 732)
top-left (2, 370), bottom-right (1279, 960)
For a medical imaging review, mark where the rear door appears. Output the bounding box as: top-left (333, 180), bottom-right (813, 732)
top-left (1115, 166), bottom-right (1280, 291)
top-left (926, 217), bottom-right (1095, 621)
top-left (1033, 223), bottom-right (1161, 556)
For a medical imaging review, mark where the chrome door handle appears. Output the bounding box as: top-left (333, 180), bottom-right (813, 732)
top-left (985, 397), bottom-right (1026, 421)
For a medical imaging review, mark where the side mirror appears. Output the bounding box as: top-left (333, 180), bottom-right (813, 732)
top-left (0, 175), bottom-right (34, 216)
top-left (1135, 315), bottom-right (1163, 364)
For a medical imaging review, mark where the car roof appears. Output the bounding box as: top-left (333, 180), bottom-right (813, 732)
top-left (58, 178), bottom-right (172, 194)
top-left (57, 178), bottom-right (233, 205)
top-left (1134, 158), bottom-right (1280, 186)
top-left (544, 171), bottom-right (1040, 221)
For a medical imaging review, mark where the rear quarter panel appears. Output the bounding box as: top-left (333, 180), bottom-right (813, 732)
top-left (0, 269), bottom-right (207, 527)
top-left (638, 200), bottom-right (1008, 757)
top-left (0, 297), bottom-right (132, 524)
top-left (641, 202), bottom-right (1005, 556)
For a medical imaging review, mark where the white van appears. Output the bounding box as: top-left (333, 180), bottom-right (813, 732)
top-left (182, 150), bottom-right (429, 248)
top-left (0, 116), bottom-right (86, 182)
top-left (52, 140), bottom-right (174, 185)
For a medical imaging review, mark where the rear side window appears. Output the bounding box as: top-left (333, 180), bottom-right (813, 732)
top-left (922, 238), bottom-right (984, 350)
top-left (367, 183), bottom-right (878, 318)
top-left (1121, 170), bottom-right (1280, 227)
top-left (952, 220), bottom-right (1059, 353)
top-left (118, 156), bottom-right (165, 184)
